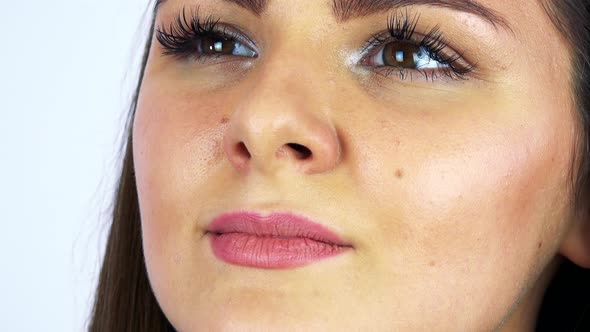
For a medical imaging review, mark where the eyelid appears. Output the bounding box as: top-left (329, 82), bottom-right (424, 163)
top-left (361, 30), bottom-right (454, 61)
top-left (154, 7), bottom-right (259, 61)
top-left (184, 22), bottom-right (259, 59)
top-left (358, 28), bottom-right (476, 79)
top-left (215, 23), bottom-right (259, 54)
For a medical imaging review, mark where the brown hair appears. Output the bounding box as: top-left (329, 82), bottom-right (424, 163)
top-left (542, 0), bottom-right (590, 212)
top-left (87, 12), bottom-right (174, 331)
top-left (87, 1), bottom-right (590, 330)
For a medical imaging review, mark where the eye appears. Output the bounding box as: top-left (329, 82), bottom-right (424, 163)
top-left (196, 35), bottom-right (257, 58)
top-left (368, 40), bottom-right (445, 70)
top-left (155, 9), bottom-right (258, 61)
top-left (358, 12), bottom-right (476, 81)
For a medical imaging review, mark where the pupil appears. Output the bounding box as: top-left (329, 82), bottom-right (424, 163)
top-left (201, 37), bottom-right (235, 55)
top-left (383, 41), bottom-right (419, 68)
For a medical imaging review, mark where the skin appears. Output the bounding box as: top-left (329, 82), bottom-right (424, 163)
top-left (133, 0), bottom-right (590, 330)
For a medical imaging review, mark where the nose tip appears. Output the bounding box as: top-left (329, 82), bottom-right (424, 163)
top-left (222, 113), bottom-right (341, 175)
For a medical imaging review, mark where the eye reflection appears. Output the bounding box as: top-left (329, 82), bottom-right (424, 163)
top-left (198, 36), bottom-right (257, 57)
top-left (200, 37), bottom-right (234, 54)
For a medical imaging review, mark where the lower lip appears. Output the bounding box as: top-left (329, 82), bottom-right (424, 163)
top-left (208, 232), bottom-right (349, 269)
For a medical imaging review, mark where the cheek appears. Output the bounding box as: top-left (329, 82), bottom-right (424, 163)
top-left (351, 94), bottom-right (575, 325)
top-left (360, 93), bottom-right (574, 244)
top-left (409, 118), bottom-right (563, 255)
top-left (132, 81), bottom-right (229, 290)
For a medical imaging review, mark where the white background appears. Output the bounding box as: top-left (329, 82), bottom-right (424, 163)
top-left (0, 0), bottom-right (152, 330)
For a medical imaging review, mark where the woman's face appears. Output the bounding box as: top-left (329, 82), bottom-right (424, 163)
top-left (133, 0), bottom-right (579, 330)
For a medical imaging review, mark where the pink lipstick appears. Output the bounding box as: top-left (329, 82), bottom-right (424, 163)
top-left (206, 211), bottom-right (352, 269)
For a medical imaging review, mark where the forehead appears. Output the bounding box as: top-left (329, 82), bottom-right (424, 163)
top-left (156, 0), bottom-right (551, 32)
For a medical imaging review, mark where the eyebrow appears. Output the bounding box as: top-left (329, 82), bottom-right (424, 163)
top-left (155, 0), bottom-right (266, 15)
top-left (155, 0), bottom-right (510, 30)
top-left (334, 0), bottom-right (510, 28)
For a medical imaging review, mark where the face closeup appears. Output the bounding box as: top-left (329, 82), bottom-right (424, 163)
top-left (133, 0), bottom-right (584, 330)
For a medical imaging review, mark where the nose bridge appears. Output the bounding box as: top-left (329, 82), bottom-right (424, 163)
top-left (222, 48), bottom-right (341, 176)
top-left (256, 44), bottom-right (324, 108)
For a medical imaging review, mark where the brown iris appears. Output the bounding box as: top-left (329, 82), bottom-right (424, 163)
top-left (382, 41), bottom-right (421, 68)
top-left (200, 37), bottom-right (235, 55)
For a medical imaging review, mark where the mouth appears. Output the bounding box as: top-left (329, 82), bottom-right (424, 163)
top-left (205, 211), bottom-right (353, 269)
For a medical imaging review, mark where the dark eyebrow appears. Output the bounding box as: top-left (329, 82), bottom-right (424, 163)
top-left (333, 0), bottom-right (511, 29)
top-left (155, 0), bottom-right (268, 16)
top-left (155, 0), bottom-right (510, 31)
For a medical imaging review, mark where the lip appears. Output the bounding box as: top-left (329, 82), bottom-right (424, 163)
top-left (205, 211), bottom-right (352, 269)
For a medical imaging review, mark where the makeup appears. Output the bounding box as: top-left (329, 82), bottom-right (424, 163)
top-left (155, 7), bottom-right (475, 82)
top-left (206, 211), bottom-right (352, 269)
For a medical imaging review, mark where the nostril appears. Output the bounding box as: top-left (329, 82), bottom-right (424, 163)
top-left (287, 143), bottom-right (312, 160)
top-left (236, 142), bottom-right (251, 159)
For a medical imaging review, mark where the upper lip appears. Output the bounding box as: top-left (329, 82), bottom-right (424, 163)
top-left (206, 211), bottom-right (352, 247)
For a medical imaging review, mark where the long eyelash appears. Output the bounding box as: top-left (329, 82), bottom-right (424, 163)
top-left (367, 11), bottom-right (476, 81)
top-left (418, 26), bottom-right (475, 79)
top-left (387, 10), bottom-right (420, 41)
top-left (158, 8), bottom-right (474, 81)
top-left (155, 7), bottom-right (234, 60)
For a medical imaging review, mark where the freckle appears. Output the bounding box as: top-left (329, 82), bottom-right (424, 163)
top-left (220, 116), bottom-right (229, 124)
top-left (312, 289), bottom-right (320, 297)
top-left (395, 169), bottom-right (404, 179)
top-left (429, 260), bottom-right (436, 267)
top-left (173, 253), bottom-right (182, 264)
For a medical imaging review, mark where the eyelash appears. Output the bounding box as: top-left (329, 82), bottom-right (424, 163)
top-left (155, 8), bottom-right (255, 62)
top-left (362, 12), bottom-right (475, 81)
top-left (155, 8), bottom-right (475, 81)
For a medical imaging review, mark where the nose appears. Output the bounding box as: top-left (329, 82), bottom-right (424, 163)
top-left (222, 70), bottom-right (341, 176)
